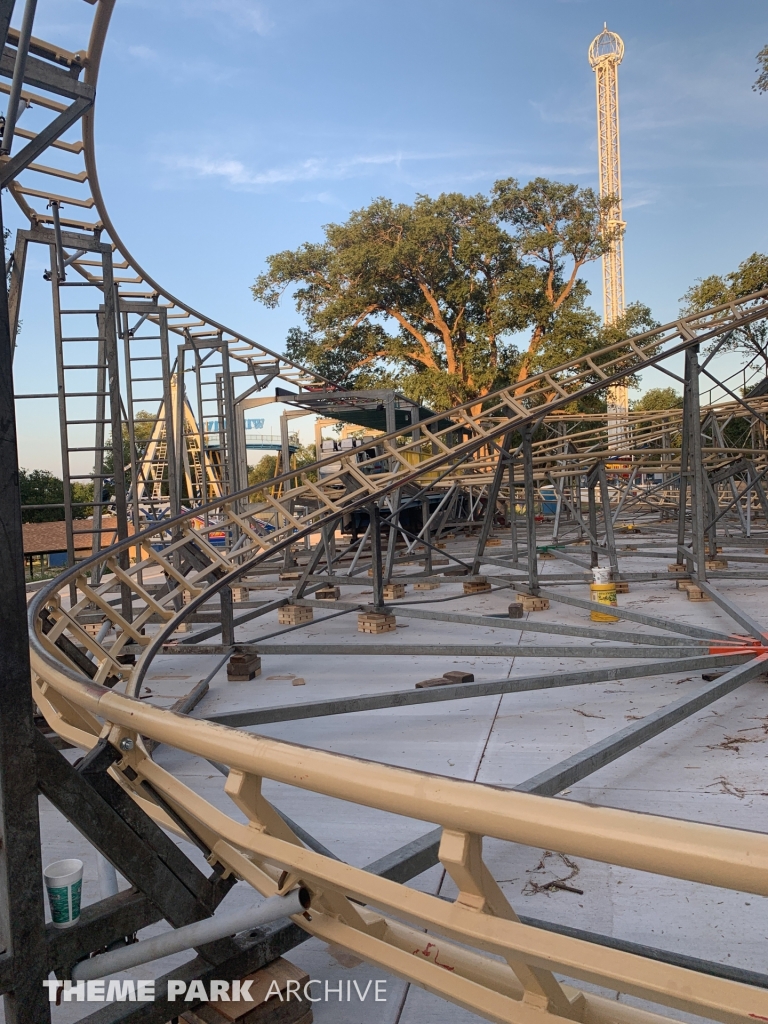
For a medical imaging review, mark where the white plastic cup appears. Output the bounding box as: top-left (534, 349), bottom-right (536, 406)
top-left (44, 858), bottom-right (83, 929)
top-left (592, 566), bottom-right (612, 584)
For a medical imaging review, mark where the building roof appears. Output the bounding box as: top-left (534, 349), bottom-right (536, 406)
top-left (23, 517), bottom-right (121, 556)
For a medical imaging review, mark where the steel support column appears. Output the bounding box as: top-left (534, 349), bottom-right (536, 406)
top-left (0, 193), bottom-right (50, 1023)
top-left (369, 502), bottom-right (384, 610)
top-left (522, 424), bottom-right (539, 593)
top-left (685, 346), bottom-right (707, 581)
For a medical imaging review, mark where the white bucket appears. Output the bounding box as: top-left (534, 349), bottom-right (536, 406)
top-left (44, 858), bottom-right (83, 929)
top-left (592, 566), bottom-right (612, 584)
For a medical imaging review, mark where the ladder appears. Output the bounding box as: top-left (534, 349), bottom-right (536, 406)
top-left (46, 223), bottom-right (129, 579)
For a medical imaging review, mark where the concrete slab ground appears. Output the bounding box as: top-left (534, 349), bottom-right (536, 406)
top-left (20, 542), bottom-right (768, 1023)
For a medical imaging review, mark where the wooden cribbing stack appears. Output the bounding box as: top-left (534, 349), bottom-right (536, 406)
top-left (382, 582), bottom-right (405, 600)
top-left (181, 957), bottom-right (312, 1024)
top-left (515, 593), bottom-right (550, 612)
top-left (278, 605), bottom-right (314, 625)
top-left (358, 611), bottom-right (396, 634)
top-left (227, 647), bottom-right (262, 681)
top-left (677, 581), bottom-right (712, 602)
top-left (463, 576), bottom-right (492, 595)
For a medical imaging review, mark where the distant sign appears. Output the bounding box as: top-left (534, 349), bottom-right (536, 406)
top-left (205, 418), bottom-right (265, 432)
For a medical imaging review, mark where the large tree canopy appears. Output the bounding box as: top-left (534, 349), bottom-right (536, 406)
top-left (19, 469), bottom-right (92, 522)
top-left (253, 178), bottom-right (649, 410)
top-left (680, 252), bottom-right (768, 373)
top-left (631, 387), bottom-right (683, 412)
top-left (755, 45), bottom-right (768, 93)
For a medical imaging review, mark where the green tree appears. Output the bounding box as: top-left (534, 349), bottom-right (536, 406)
top-left (253, 179), bottom-right (623, 410)
top-left (19, 469), bottom-right (94, 522)
top-left (103, 410), bottom-right (157, 484)
top-left (19, 469), bottom-right (64, 523)
top-left (680, 253), bottom-right (768, 373)
top-left (71, 481), bottom-right (94, 518)
top-left (755, 46), bottom-right (768, 93)
top-left (246, 443), bottom-right (318, 497)
top-left (248, 453), bottom-right (277, 487)
top-left (631, 387), bottom-right (683, 412)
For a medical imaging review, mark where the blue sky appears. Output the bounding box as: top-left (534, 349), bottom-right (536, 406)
top-left (10, 0), bottom-right (768, 470)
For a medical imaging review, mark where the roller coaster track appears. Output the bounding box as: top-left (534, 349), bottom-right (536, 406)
top-left (3, 1), bottom-right (328, 390)
top-left (12, 4), bottom-right (768, 1022)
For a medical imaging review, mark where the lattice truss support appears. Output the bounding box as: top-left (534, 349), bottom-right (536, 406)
top-left (589, 25), bottom-right (628, 446)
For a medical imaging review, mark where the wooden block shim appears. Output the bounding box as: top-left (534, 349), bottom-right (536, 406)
top-left (181, 956), bottom-right (313, 1023)
top-left (315, 585), bottom-right (340, 600)
top-left (516, 594), bottom-right (550, 612)
top-left (414, 580), bottom-right (440, 590)
top-left (667, 563), bottom-right (687, 573)
top-left (443, 670), bottom-right (474, 683)
top-left (614, 581), bottom-right (630, 594)
top-left (358, 612), bottom-right (396, 634)
top-left (538, 551), bottom-right (555, 560)
top-left (463, 576), bottom-right (491, 595)
top-left (227, 652), bottom-right (262, 681)
top-left (415, 677), bottom-right (453, 689)
top-left (421, 557), bottom-right (449, 566)
top-left (485, 537), bottom-right (501, 547)
top-left (705, 559), bottom-right (728, 570)
top-left (278, 571), bottom-right (302, 581)
top-left (382, 583), bottom-right (405, 600)
top-left (686, 585), bottom-right (712, 602)
top-left (278, 605), bottom-right (314, 626)
top-left (232, 587), bottom-right (248, 603)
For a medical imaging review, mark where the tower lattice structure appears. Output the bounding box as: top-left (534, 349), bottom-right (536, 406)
top-left (589, 25), bottom-right (627, 446)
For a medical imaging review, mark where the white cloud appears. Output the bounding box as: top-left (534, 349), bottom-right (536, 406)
top-left (179, 0), bottom-right (272, 36)
top-left (165, 151), bottom-right (415, 189)
top-left (623, 189), bottom-right (658, 210)
top-left (161, 147), bottom-right (599, 194)
top-left (128, 44), bottom-right (158, 61)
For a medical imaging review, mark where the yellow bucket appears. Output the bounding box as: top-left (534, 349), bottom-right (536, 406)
top-left (590, 580), bottom-right (618, 622)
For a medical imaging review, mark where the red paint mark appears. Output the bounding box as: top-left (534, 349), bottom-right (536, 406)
top-left (748, 1015), bottom-right (768, 1021)
top-left (412, 941), bottom-right (455, 971)
top-left (709, 642), bottom-right (768, 656)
